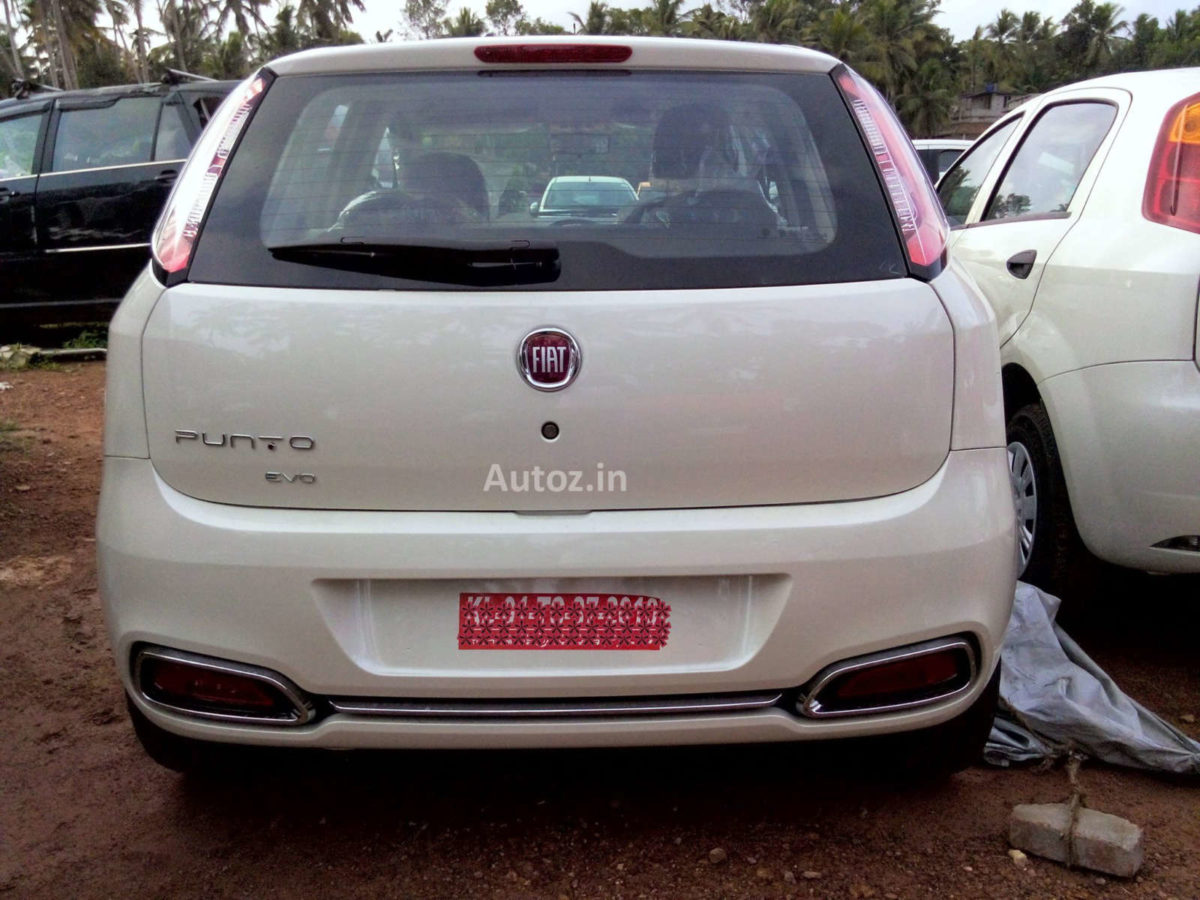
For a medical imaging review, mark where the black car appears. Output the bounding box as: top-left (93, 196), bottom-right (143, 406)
top-left (1, 76), bottom-right (234, 325)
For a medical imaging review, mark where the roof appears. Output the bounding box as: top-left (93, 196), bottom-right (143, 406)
top-left (1045, 66), bottom-right (1200, 96)
top-left (267, 36), bottom-right (839, 77)
top-left (0, 78), bottom-right (236, 113)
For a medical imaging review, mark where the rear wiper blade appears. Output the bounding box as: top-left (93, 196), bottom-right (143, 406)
top-left (267, 238), bottom-right (560, 286)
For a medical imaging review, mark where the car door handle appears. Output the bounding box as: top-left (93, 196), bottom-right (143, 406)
top-left (155, 169), bottom-right (179, 185)
top-left (1006, 249), bottom-right (1037, 279)
top-left (0, 186), bottom-right (14, 203)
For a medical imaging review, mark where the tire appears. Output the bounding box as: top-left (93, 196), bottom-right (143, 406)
top-left (125, 695), bottom-right (242, 775)
top-left (1006, 402), bottom-right (1091, 596)
top-left (874, 662), bottom-right (1002, 780)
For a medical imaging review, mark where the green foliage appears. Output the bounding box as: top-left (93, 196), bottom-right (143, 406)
top-left (515, 17), bottom-right (566, 34)
top-left (6, 0), bottom-right (1200, 136)
top-left (76, 34), bottom-right (132, 86)
top-left (62, 328), bottom-right (108, 350)
top-left (403, 0), bottom-right (447, 38)
top-left (485, 0), bottom-right (523, 34)
top-left (444, 7), bottom-right (485, 36)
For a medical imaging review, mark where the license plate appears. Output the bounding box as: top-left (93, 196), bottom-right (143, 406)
top-left (458, 593), bottom-right (671, 650)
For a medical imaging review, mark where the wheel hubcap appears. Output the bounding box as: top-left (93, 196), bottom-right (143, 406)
top-left (1007, 441), bottom-right (1037, 574)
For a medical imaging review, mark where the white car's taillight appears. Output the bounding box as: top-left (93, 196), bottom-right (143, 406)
top-left (152, 72), bottom-right (270, 280)
top-left (1143, 91), bottom-right (1200, 234)
top-left (835, 67), bottom-right (949, 276)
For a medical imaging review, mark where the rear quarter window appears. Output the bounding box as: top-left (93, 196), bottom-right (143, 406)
top-left (191, 70), bottom-right (905, 291)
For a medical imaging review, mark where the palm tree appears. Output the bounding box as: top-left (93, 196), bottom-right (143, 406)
top-left (643, 0), bottom-right (687, 36)
top-left (256, 4), bottom-right (306, 58)
top-left (158, 0), bottom-right (210, 71)
top-left (206, 28), bottom-right (247, 76)
top-left (809, 6), bottom-right (871, 66)
top-left (897, 57), bottom-right (954, 137)
top-left (569, 0), bottom-right (607, 35)
top-left (1084, 1), bottom-right (1127, 69)
top-left (125, 0), bottom-right (150, 81)
top-left (2, 0), bottom-right (24, 79)
top-left (444, 6), bottom-right (484, 36)
top-left (297, 0), bottom-right (364, 43)
top-left (1058, 0), bottom-right (1127, 76)
top-left (208, 0), bottom-right (269, 40)
top-left (858, 0), bottom-right (923, 102)
top-left (104, 0), bottom-right (130, 66)
top-left (747, 0), bottom-right (797, 44)
top-left (21, 0), bottom-right (103, 88)
top-left (685, 2), bottom-right (741, 40)
top-left (984, 7), bottom-right (1017, 85)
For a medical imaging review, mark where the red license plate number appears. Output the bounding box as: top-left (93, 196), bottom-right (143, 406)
top-left (458, 593), bottom-right (671, 650)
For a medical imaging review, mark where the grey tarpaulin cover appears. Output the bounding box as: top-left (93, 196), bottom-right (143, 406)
top-left (985, 582), bottom-right (1200, 775)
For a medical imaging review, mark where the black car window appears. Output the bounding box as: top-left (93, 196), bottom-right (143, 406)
top-left (192, 94), bottom-right (226, 127)
top-left (155, 103), bottom-right (191, 160)
top-left (983, 102), bottom-right (1116, 221)
top-left (0, 112), bottom-right (42, 178)
top-left (193, 70), bottom-right (905, 292)
top-left (936, 117), bottom-right (1020, 225)
top-left (936, 149), bottom-right (962, 178)
top-left (51, 96), bottom-right (160, 172)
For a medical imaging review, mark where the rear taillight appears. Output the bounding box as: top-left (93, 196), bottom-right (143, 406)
top-left (1143, 92), bottom-right (1200, 234)
top-left (135, 646), bottom-right (313, 725)
top-left (152, 72), bottom-right (271, 280)
top-left (474, 43), bottom-right (632, 64)
top-left (799, 637), bottom-right (976, 718)
top-left (835, 67), bottom-right (949, 275)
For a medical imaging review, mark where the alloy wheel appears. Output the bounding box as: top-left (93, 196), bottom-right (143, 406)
top-left (1007, 441), bottom-right (1037, 574)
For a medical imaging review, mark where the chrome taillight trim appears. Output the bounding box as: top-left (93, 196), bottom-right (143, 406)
top-left (133, 645), bottom-right (315, 726)
top-left (328, 691), bottom-right (783, 719)
top-left (797, 636), bottom-right (977, 719)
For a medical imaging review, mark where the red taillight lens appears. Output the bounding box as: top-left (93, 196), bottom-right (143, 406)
top-left (835, 68), bottom-right (949, 271)
top-left (1143, 92), bottom-right (1200, 234)
top-left (474, 44), bottom-right (632, 64)
top-left (152, 73), bottom-right (269, 277)
top-left (831, 652), bottom-right (964, 702)
top-left (148, 658), bottom-right (280, 710)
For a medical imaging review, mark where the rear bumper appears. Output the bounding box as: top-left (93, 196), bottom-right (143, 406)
top-left (98, 449), bottom-right (1016, 748)
top-left (1043, 361), bottom-right (1200, 573)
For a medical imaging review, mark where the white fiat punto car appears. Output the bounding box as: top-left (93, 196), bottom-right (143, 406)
top-left (937, 69), bottom-right (1200, 592)
top-left (98, 37), bottom-right (1016, 774)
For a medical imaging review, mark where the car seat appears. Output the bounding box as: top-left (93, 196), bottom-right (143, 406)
top-left (402, 152), bottom-right (490, 221)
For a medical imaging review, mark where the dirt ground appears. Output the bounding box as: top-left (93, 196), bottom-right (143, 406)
top-left (1, 362), bottom-right (1198, 899)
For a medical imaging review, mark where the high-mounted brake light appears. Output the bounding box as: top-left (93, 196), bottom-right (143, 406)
top-left (474, 44), bottom-right (632, 64)
top-left (152, 72), bottom-right (270, 278)
top-left (1143, 92), bottom-right (1200, 234)
top-left (835, 68), bottom-right (949, 273)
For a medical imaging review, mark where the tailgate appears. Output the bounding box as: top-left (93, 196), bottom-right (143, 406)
top-left (142, 279), bottom-right (953, 511)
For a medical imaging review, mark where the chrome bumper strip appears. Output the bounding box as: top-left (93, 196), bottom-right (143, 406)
top-left (328, 691), bottom-right (784, 719)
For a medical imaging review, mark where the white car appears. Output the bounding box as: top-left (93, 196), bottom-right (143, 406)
top-left (531, 175), bottom-right (638, 219)
top-left (937, 68), bottom-right (1200, 590)
top-left (98, 37), bottom-right (1016, 773)
top-left (912, 138), bottom-right (971, 183)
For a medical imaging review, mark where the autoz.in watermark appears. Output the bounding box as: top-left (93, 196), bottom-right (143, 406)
top-left (483, 463), bottom-right (627, 493)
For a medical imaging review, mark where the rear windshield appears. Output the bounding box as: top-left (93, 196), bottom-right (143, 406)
top-left (190, 70), bottom-right (904, 291)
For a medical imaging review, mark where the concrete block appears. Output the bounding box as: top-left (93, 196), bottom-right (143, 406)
top-left (1010, 803), bottom-right (1071, 863)
top-left (1009, 803), bottom-right (1144, 878)
top-left (1072, 808), bottom-right (1144, 878)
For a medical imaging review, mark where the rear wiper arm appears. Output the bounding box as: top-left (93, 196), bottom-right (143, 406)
top-left (267, 238), bottom-right (560, 286)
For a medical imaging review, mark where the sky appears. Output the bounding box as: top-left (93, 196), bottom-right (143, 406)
top-left (349, 0), bottom-right (1188, 40)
